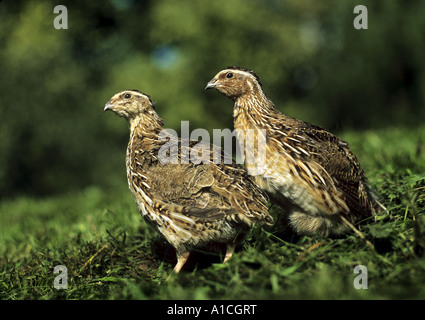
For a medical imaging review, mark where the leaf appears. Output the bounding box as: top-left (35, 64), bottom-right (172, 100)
top-left (278, 264), bottom-right (301, 277)
top-left (365, 224), bottom-right (392, 238)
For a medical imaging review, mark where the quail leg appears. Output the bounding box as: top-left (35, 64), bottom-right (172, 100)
top-left (223, 243), bottom-right (237, 263)
top-left (173, 251), bottom-right (190, 273)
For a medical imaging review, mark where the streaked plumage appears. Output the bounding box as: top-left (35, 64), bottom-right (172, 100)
top-left (104, 89), bottom-right (273, 273)
top-left (206, 67), bottom-right (384, 237)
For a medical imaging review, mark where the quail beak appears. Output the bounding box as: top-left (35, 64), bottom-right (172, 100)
top-left (204, 79), bottom-right (219, 90)
top-left (104, 101), bottom-right (114, 112)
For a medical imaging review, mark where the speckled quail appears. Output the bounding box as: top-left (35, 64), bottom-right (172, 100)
top-left (104, 89), bottom-right (273, 273)
top-left (206, 67), bottom-right (385, 237)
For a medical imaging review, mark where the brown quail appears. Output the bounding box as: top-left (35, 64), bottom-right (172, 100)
top-left (104, 89), bottom-right (273, 273)
top-left (206, 67), bottom-right (385, 237)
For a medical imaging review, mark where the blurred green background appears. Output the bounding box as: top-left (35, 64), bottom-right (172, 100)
top-left (1, 0), bottom-right (424, 199)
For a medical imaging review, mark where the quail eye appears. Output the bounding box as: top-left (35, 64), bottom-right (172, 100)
top-left (226, 72), bottom-right (234, 79)
top-left (124, 93), bottom-right (131, 99)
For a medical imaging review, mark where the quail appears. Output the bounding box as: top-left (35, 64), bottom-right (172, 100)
top-left (104, 89), bottom-right (273, 273)
top-left (206, 67), bottom-right (384, 237)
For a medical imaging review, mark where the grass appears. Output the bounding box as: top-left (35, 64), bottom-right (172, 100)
top-left (1, 125), bottom-right (425, 300)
